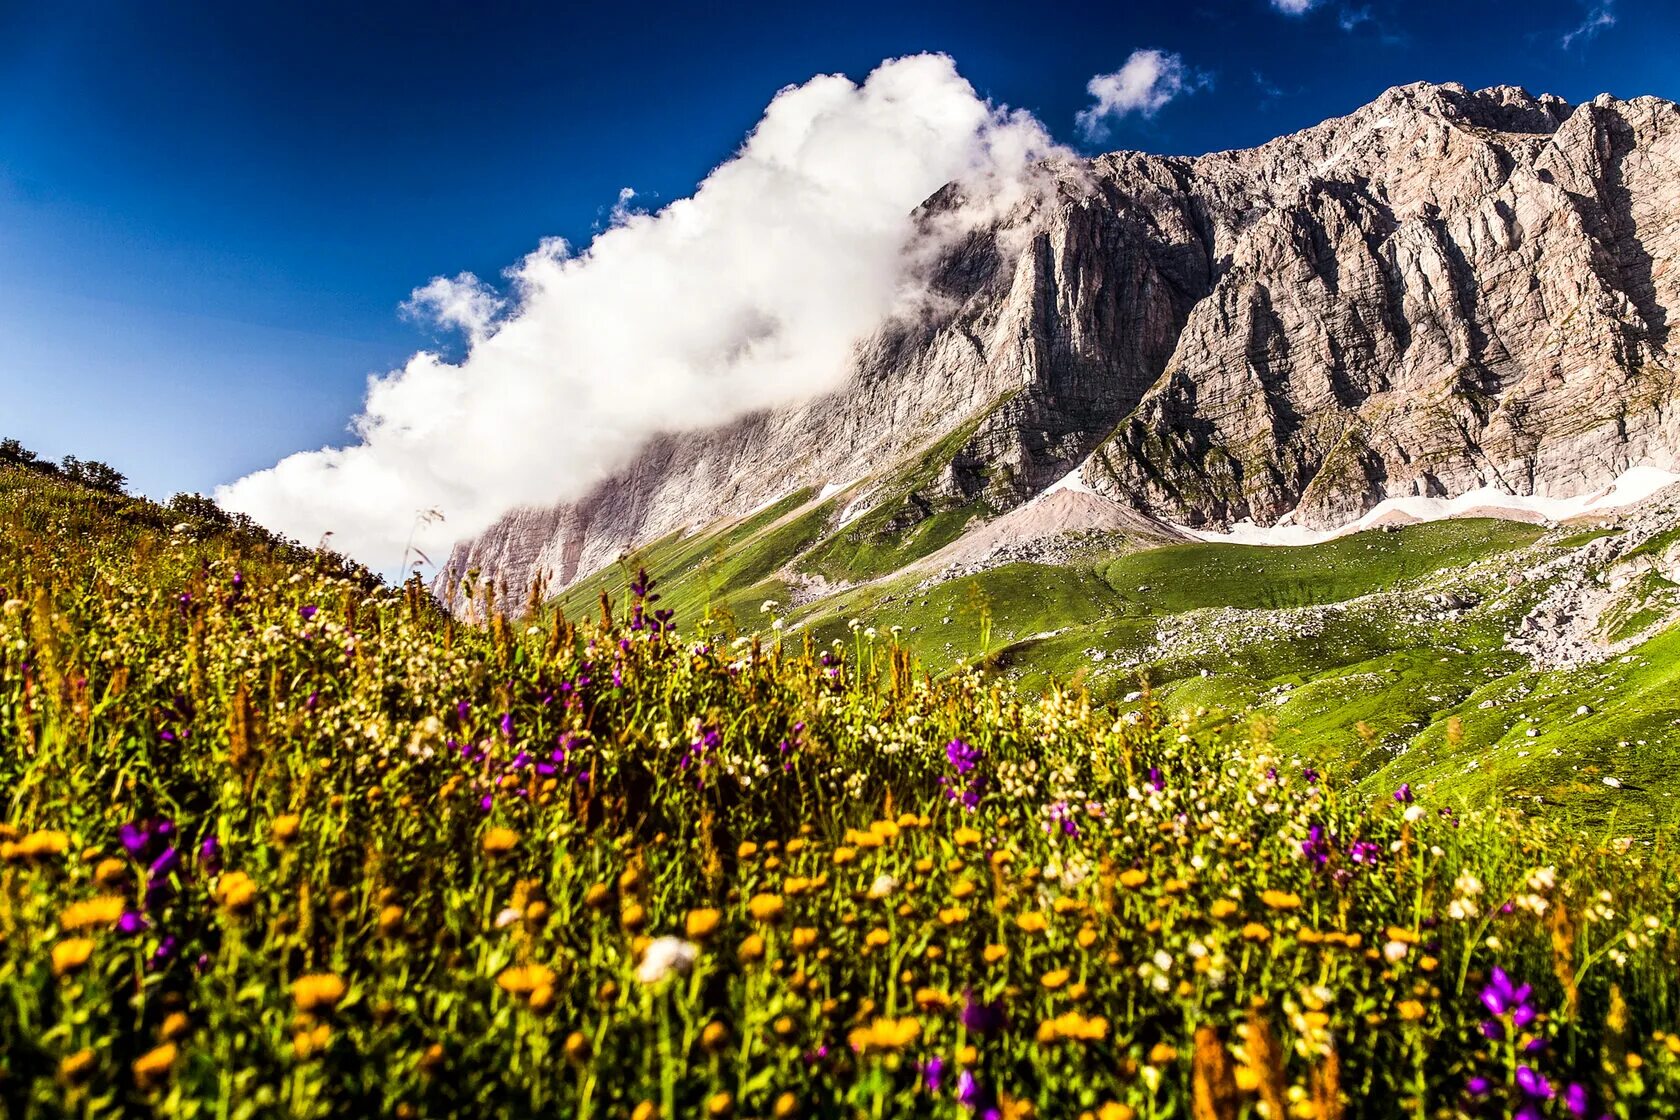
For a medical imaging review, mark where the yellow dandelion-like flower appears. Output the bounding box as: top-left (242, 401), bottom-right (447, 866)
top-left (748, 893), bottom-right (785, 923)
top-left (1051, 896), bottom-right (1081, 915)
top-left (161, 1011), bottom-right (192, 1041)
top-left (1036, 1011), bottom-right (1108, 1043)
top-left (213, 870), bottom-right (259, 914)
top-left (132, 1042), bottom-right (177, 1087)
top-left (1260, 889), bottom-right (1302, 911)
top-left (497, 963), bottom-right (556, 998)
top-left (954, 827), bottom-right (983, 847)
top-left (58, 1048), bottom-right (97, 1083)
top-left (378, 904), bottom-right (405, 937)
top-left (832, 847), bottom-right (857, 865)
top-left (1241, 922), bottom-right (1272, 943)
top-left (983, 944), bottom-right (1008, 964)
top-left (1117, 869), bottom-right (1148, 889)
top-left (739, 933), bottom-right (765, 962)
top-left (1097, 1104), bottom-right (1136, 1120)
top-left (1040, 968), bottom-right (1070, 990)
top-left (564, 1030), bottom-right (591, 1063)
top-left (773, 1091), bottom-right (799, 1118)
top-left (848, 1016), bottom-right (921, 1054)
top-left (784, 838), bottom-right (807, 855)
top-left (60, 895), bottom-right (127, 932)
top-left (939, 906), bottom-right (969, 926)
top-left (1385, 925), bottom-right (1419, 944)
top-left (1148, 1042), bottom-right (1179, 1065)
top-left (870, 820), bottom-right (900, 841)
top-left (93, 857), bottom-right (128, 888)
top-left (271, 815), bottom-right (302, 845)
top-left (1076, 926), bottom-right (1098, 949)
top-left (701, 1021), bottom-right (730, 1052)
top-left (686, 908), bottom-right (722, 940)
top-left (707, 1091), bottom-right (734, 1117)
top-left (1397, 1000), bottom-right (1427, 1021)
top-left (791, 927), bottom-right (818, 951)
top-left (481, 827), bottom-right (520, 856)
top-left (1016, 911), bottom-right (1049, 933)
top-left (915, 987), bottom-right (951, 1011)
top-left (737, 841), bottom-right (759, 859)
top-left (952, 879), bottom-right (977, 900)
top-left (52, 938), bottom-right (95, 977)
top-left (21, 830), bottom-right (72, 860)
top-left (1210, 898), bottom-right (1239, 919)
top-left (291, 972), bottom-right (348, 1015)
top-left (864, 927), bottom-right (891, 949)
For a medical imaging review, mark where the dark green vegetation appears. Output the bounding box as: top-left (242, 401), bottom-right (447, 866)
top-left (4, 463), bottom-right (1679, 1120)
top-left (563, 470), bottom-right (1680, 832)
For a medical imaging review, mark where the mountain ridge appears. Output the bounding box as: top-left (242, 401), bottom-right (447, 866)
top-left (439, 81), bottom-right (1680, 608)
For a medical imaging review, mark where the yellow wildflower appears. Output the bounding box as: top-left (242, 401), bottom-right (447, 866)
top-left (1036, 1011), bottom-right (1108, 1043)
top-left (791, 927), bottom-right (818, 951)
top-left (686, 908), bottom-right (722, 940)
top-left (52, 938), bottom-right (95, 977)
top-left (954, 827), bottom-right (982, 847)
top-left (271, 815), bottom-right (302, 845)
top-left (132, 1042), bottom-right (177, 1087)
top-left (1118, 869), bottom-right (1148, 889)
top-left (1040, 968), bottom-right (1070, 990)
top-left (58, 1049), bottom-right (97, 1083)
top-left (60, 895), bottom-right (126, 932)
top-left (983, 944), bottom-right (1008, 964)
top-left (214, 871), bottom-right (259, 914)
top-left (291, 972), bottom-right (348, 1015)
top-left (1210, 898), bottom-right (1239, 919)
top-left (848, 1016), bottom-right (921, 1054)
top-left (481, 827), bottom-right (519, 856)
top-left (1016, 911), bottom-right (1049, 933)
top-left (748, 893), bottom-right (785, 922)
top-left (1260, 889), bottom-right (1301, 911)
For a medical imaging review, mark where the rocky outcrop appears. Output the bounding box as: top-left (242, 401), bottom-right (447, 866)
top-left (442, 82), bottom-right (1680, 606)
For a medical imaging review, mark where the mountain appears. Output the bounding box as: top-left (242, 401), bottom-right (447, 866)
top-left (441, 82), bottom-right (1680, 609)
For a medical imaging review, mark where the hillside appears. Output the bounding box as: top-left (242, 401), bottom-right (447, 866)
top-left (3, 463), bottom-right (1678, 1118)
top-left (547, 476), bottom-right (1680, 831)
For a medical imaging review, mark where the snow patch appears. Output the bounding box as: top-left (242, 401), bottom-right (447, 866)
top-left (818, 478), bottom-right (859, 502)
top-left (1045, 458), bottom-right (1100, 496)
top-left (1182, 466), bottom-right (1680, 546)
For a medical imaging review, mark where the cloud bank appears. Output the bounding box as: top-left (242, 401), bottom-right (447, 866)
top-left (1075, 51), bottom-right (1209, 142)
top-left (218, 54), bottom-right (1061, 571)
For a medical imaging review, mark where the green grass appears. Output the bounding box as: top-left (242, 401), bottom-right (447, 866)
top-left (1093, 520), bottom-right (1544, 613)
top-left (4, 465), bottom-right (1680, 1118)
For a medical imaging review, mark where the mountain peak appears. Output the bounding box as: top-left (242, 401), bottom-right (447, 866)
top-left (443, 83), bottom-right (1680, 610)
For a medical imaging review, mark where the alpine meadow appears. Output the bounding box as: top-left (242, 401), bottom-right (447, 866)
top-left (5, 7), bottom-right (1680, 1120)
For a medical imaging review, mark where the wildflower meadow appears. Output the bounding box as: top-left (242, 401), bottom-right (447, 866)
top-left (1, 470), bottom-right (1677, 1119)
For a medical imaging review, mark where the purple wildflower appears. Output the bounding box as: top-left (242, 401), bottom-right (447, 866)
top-left (946, 738), bottom-right (981, 774)
top-left (1516, 1067), bottom-right (1553, 1100)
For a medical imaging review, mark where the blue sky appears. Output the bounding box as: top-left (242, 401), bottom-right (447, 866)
top-left (2, 0), bottom-right (1674, 503)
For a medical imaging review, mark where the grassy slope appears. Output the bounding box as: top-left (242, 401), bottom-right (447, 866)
top-left (530, 476), bottom-right (1676, 828)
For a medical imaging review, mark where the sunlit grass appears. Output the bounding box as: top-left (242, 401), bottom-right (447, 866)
top-left (2, 467), bottom-right (1677, 1119)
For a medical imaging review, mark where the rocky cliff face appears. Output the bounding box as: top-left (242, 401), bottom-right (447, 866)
top-left (442, 82), bottom-right (1680, 606)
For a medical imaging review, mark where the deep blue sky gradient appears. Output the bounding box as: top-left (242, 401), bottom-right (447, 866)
top-left (3, 0), bottom-right (1675, 498)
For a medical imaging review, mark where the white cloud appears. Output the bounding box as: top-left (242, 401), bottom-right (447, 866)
top-left (1270, 0), bottom-right (1323, 14)
top-left (1075, 50), bottom-right (1210, 143)
top-left (1560, 1), bottom-right (1615, 47)
top-left (218, 54), bottom-right (1064, 571)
